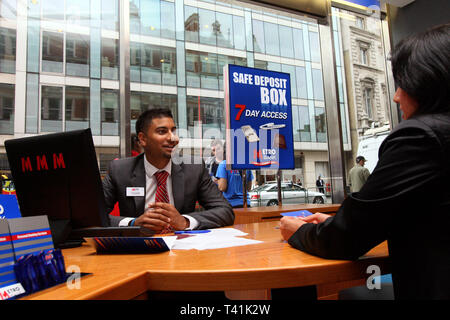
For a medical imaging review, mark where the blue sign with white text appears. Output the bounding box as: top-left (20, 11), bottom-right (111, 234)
top-left (224, 65), bottom-right (294, 170)
top-left (0, 195), bottom-right (21, 220)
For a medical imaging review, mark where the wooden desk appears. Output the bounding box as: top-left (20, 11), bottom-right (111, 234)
top-left (233, 204), bottom-right (340, 224)
top-left (23, 221), bottom-right (389, 300)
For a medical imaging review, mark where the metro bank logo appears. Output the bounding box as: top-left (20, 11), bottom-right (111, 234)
top-left (21, 153), bottom-right (66, 173)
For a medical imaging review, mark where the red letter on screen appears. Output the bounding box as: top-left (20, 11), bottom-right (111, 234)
top-left (36, 155), bottom-right (48, 171)
top-left (21, 157), bottom-right (33, 172)
top-left (53, 153), bottom-right (66, 169)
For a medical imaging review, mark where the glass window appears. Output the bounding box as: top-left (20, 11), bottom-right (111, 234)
top-left (160, 1), bottom-right (175, 39)
top-left (141, 43), bottom-right (161, 84)
top-left (264, 22), bottom-right (280, 56)
top-left (200, 52), bottom-right (218, 90)
top-left (66, 0), bottom-right (90, 27)
top-left (42, 0), bottom-right (64, 21)
top-left (101, 38), bottom-right (119, 80)
top-left (309, 31), bottom-right (320, 63)
top-left (0, 0), bottom-right (16, 19)
top-left (101, 0), bottom-right (119, 31)
top-left (66, 33), bottom-right (89, 77)
top-left (26, 73), bottom-right (39, 133)
top-left (216, 12), bottom-right (233, 48)
top-left (363, 87), bottom-right (373, 119)
top-left (199, 9), bottom-right (216, 46)
top-left (315, 107), bottom-right (326, 142)
top-left (360, 47), bottom-right (368, 65)
top-left (254, 59), bottom-right (268, 70)
top-left (101, 89), bottom-right (119, 136)
top-left (292, 28), bottom-right (304, 60)
top-left (130, 91), bottom-right (141, 126)
top-left (161, 46), bottom-right (176, 86)
top-left (0, 83), bottom-right (14, 134)
top-left (296, 66), bottom-right (307, 99)
top-left (356, 16), bottom-right (365, 29)
top-left (201, 97), bottom-right (224, 137)
top-left (65, 86), bottom-right (89, 131)
top-left (130, 0), bottom-right (141, 34)
top-left (185, 50), bottom-right (200, 88)
top-left (141, 0), bottom-right (160, 37)
top-left (184, 6), bottom-right (199, 43)
top-left (279, 26), bottom-right (294, 58)
top-left (42, 31), bottom-right (64, 73)
top-left (252, 20), bottom-right (265, 53)
top-left (312, 68), bottom-right (324, 101)
top-left (233, 15), bottom-right (245, 50)
top-left (0, 27), bottom-right (16, 73)
top-left (281, 64), bottom-right (297, 98)
top-left (41, 86), bottom-right (63, 133)
top-left (298, 105), bottom-right (311, 141)
top-left (161, 93), bottom-right (178, 122)
top-left (130, 42), bottom-right (141, 82)
top-left (186, 95), bottom-right (199, 138)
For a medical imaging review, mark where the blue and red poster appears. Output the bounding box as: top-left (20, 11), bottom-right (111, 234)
top-left (224, 64), bottom-right (294, 170)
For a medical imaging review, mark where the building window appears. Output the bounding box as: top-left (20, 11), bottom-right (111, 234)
top-left (185, 6), bottom-right (199, 43)
top-left (360, 47), bottom-right (368, 65)
top-left (65, 86), bottom-right (89, 131)
top-left (315, 107), bottom-right (326, 142)
top-left (66, 0), bottom-right (90, 27)
top-left (101, 38), bottom-right (119, 80)
top-left (0, 27), bottom-right (15, 74)
top-left (363, 87), bottom-right (374, 119)
top-left (41, 86), bottom-right (63, 133)
top-left (42, 31), bottom-right (64, 73)
top-left (356, 16), bottom-right (365, 29)
top-left (0, 0), bottom-right (16, 19)
top-left (0, 83), bottom-right (14, 135)
top-left (66, 33), bottom-right (89, 77)
top-left (101, 89), bottom-right (119, 136)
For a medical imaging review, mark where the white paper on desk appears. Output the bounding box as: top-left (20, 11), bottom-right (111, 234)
top-left (172, 228), bottom-right (262, 250)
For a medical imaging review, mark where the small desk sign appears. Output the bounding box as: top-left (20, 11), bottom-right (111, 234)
top-left (0, 194), bottom-right (21, 220)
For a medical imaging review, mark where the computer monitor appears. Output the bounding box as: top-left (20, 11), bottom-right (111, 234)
top-left (5, 129), bottom-right (110, 247)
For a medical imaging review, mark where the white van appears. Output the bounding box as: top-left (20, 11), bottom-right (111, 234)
top-left (357, 125), bottom-right (390, 173)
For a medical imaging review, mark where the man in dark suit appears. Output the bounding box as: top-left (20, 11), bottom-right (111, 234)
top-left (103, 108), bottom-right (234, 231)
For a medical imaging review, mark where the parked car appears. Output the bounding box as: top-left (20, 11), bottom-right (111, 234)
top-left (248, 182), bottom-right (326, 206)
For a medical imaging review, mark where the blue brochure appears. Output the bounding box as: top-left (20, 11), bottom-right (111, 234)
top-left (85, 236), bottom-right (176, 254)
top-left (281, 210), bottom-right (313, 218)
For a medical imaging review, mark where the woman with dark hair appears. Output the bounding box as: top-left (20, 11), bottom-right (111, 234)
top-left (280, 23), bottom-right (450, 299)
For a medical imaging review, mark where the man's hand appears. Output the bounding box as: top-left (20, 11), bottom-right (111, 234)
top-left (146, 202), bottom-right (189, 231)
top-left (301, 212), bottom-right (332, 224)
top-left (133, 206), bottom-right (172, 232)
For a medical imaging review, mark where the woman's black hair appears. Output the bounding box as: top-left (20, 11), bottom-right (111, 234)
top-left (391, 23), bottom-right (450, 114)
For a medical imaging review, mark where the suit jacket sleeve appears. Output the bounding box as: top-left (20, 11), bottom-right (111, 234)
top-left (288, 121), bottom-right (443, 260)
top-left (191, 161), bottom-right (234, 229)
top-left (102, 160), bottom-right (124, 227)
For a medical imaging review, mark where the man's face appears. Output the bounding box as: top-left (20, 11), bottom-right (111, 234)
top-left (138, 117), bottom-right (179, 160)
top-left (212, 144), bottom-right (223, 159)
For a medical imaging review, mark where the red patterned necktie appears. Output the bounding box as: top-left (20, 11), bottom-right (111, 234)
top-left (154, 170), bottom-right (172, 233)
top-left (154, 171), bottom-right (169, 203)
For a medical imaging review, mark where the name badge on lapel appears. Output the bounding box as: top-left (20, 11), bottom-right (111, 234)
top-left (126, 187), bottom-right (145, 197)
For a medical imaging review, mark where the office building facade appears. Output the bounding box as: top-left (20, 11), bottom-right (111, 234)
top-left (0, 0), bottom-right (394, 192)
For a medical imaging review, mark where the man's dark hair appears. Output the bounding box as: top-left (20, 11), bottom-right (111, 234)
top-left (391, 23), bottom-right (450, 115)
top-left (135, 108), bottom-right (173, 134)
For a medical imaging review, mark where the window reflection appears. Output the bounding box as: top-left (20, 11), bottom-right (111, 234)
top-left (41, 86), bottom-right (63, 132)
top-left (0, 27), bottom-right (16, 74)
top-left (101, 89), bottom-right (119, 136)
top-left (66, 0), bottom-right (90, 27)
top-left (42, 31), bottom-right (64, 73)
top-left (315, 107), bottom-right (326, 142)
top-left (65, 86), bottom-right (89, 131)
top-left (42, 0), bottom-right (64, 21)
top-left (102, 38), bottom-right (119, 80)
top-left (0, 83), bottom-right (14, 134)
top-left (0, 0), bottom-right (16, 19)
top-left (66, 33), bottom-right (89, 77)
top-left (185, 6), bottom-right (199, 43)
